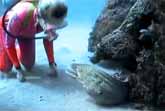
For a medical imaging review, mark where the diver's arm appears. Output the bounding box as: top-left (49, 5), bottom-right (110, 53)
top-left (43, 39), bottom-right (58, 76)
top-left (43, 39), bottom-right (55, 64)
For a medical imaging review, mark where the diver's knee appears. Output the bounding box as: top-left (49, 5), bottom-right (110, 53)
top-left (0, 64), bottom-right (13, 73)
top-left (23, 63), bottom-right (34, 71)
top-left (21, 61), bottom-right (35, 71)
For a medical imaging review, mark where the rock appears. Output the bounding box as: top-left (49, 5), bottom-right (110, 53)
top-left (66, 63), bottom-right (128, 105)
top-left (139, 28), bottom-right (158, 49)
top-left (88, 0), bottom-right (137, 52)
top-left (133, 103), bottom-right (146, 110)
top-left (92, 0), bottom-right (155, 63)
top-left (88, 0), bottom-right (165, 107)
top-left (90, 0), bottom-right (156, 71)
top-left (92, 29), bottom-right (139, 71)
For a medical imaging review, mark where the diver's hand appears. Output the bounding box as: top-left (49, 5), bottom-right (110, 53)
top-left (16, 69), bottom-right (26, 82)
top-left (48, 32), bottom-right (59, 42)
top-left (47, 63), bottom-right (58, 77)
top-left (45, 31), bottom-right (59, 42)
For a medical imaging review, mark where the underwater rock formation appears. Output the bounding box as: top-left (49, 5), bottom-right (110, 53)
top-left (89, 0), bottom-right (165, 107)
top-left (88, 0), bottom-right (136, 52)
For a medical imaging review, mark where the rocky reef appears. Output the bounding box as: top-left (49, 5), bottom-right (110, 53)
top-left (88, 0), bottom-right (137, 52)
top-left (89, 0), bottom-right (165, 107)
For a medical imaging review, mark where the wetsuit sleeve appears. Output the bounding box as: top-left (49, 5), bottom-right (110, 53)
top-left (43, 39), bottom-right (55, 64)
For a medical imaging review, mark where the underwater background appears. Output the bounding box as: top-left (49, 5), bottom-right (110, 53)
top-left (66, 0), bottom-right (106, 25)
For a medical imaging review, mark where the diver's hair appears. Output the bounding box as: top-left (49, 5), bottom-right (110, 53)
top-left (51, 2), bottom-right (68, 19)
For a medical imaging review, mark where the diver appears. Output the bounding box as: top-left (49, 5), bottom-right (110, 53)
top-left (0, 0), bottom-right (68, 82)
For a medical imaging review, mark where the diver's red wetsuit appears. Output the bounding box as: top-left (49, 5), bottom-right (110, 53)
top-left (0, 1), bottom-right (55, 71)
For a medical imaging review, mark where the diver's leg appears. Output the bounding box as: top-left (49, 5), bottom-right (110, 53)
top-left (0, 29), bottom-right (13, 79)
top-left (0, 50), bottom-right (13, 72)
top-left (0, 49), bottom-right (13, 79)
top-left (17, 39), bottom-right (35, 70)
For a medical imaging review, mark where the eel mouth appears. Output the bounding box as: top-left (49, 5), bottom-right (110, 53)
top-left (65, 64), bottom-right (78, 79)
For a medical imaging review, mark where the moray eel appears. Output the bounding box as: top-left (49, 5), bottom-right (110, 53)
top-left (66, 63), bottom-right (128, 105)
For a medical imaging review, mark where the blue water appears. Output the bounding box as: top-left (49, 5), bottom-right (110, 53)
top-left (66, 0), bottom-right (106, 25)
